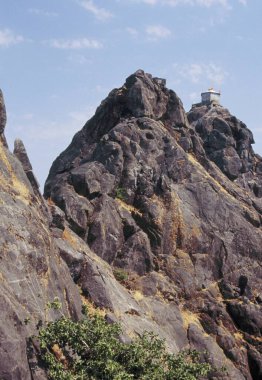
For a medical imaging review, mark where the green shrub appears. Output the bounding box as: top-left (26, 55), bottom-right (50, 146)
top-left (115, 187), bottom-right (126, 201)
top-left (113, 268), bottom-right (129, 283)
top-left (37, 307), bottom-right (213, 380)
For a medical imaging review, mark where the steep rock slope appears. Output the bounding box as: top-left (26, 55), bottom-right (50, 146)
top-left (45, 70), bottom-right (262, 379)
top-left (0, 91), bottom-right (82, 380)
top-left (187, 103), bottom-right (262, 195)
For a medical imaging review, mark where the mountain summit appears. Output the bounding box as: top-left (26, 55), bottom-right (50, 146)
top-left (44, 70), bottom-right (262, 379)
top-left (0, 71), bottom-right (261, 379)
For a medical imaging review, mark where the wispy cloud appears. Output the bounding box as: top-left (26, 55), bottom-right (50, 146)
top-left (128, 0), bottom-right (232, 9)
top-left (49, 38), bottom-right (102, 49)
top-left (126, 27), bottom-right (139, 37)
top-left (28, 8), bottom-right (58, 17)
top-left (67, 54), bottom-right (93, 65)
top-left (238, 0), bottom-right (247, 5)
top-left (77, 0), bottom-right (113, 20)
top-left (0, 29), bottom-right (24, 47)
top-left (10, 106), bottom-right (96, 142)
top-left (174, 63), bottom-right (228, 85)
top-left (146, 25), bottom-right (171, 40)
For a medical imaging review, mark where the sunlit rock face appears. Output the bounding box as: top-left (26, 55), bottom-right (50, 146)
top-left (45, 71), bottom-right (262, 379)
top-left (1, 68), bottom-right (262, 380)
top-left (0, 89), bottom-right (82, 380)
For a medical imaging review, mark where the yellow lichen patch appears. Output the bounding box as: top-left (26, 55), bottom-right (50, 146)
top-left (62, 227), bottom-right (79, 250)
top-left (133, 290), bottom-right (144, 302)
top-left (234, 331), bottom-right (244, 341)
top-left (116, 198), bottom-right (142, 216)
top-left (0, 143), bottom-right (30, 202)
top-left (181, 307), bottom-right (202, 329)
top-left (155, 289), bottom-right (170, 303)
top-left (190, 223), bottom-right (202, 238)
top-left (187, 153), bottom-right (230, 197)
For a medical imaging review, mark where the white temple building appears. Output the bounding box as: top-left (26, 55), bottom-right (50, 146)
top-left (201, 88), bottom-right (221, 105)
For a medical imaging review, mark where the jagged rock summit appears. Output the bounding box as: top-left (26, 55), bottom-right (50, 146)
top-left (45, 70), bottom-right (262, 379)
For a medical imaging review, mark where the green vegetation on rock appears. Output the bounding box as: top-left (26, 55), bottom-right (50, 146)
top-left (38, 306), bottom-right (212, 380)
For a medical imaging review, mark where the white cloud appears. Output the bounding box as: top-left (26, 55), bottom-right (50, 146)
top-left (67, 54), bottom-right (93, 65)
top-left (238, 0), bottom-right (247, 5)
top-left (174, 63), bottom-right (228, 85)
top-left (126, 27), bottom-right (139, 36)
top-left (8, 106), bottom-right (94, 143)
top-left (146, 25), bottom-right (171, 40)
top-left (49, 38), bottom-right (102, 49)
top-left (77, 0), bottom-right (113, 20)
top-left (28, 8), bottom-right (58, 17)
top-left (129, 0), bottom-right (231, 8)
top-left (0, 29), bottom-right (24, 47)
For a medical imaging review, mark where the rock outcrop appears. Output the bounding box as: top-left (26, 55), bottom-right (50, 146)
top-left (1, 71), bottom-right (261, 379)
top-left (13, 138), bottom-right (40, 196)
top-left (187, 103), bottom-right (262, 196)
top-left (0, 91), bottom-right (82, 379)
top-left (0, 89), bottom-right (8, 147)
top-left (44, 71), bottom-right (262, 379)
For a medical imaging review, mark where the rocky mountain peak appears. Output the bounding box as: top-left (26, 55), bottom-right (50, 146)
top-left (100, 69), bottom-right (187, 124)
top-left (187, 102), bottom-right (262, 196)
top-left (1, 73), bottom-right (262, 380)
top-left (43, 72), bottom-right (262, 379)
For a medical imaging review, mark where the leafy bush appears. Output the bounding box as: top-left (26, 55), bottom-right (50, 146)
top-left (113, 268), bottom-right (129, 283)
top-left (115, 187), bottom-right (126, 201)
top-left (38, 308), bottom-right (212, 380)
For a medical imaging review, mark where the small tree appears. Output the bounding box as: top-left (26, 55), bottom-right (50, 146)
top-left (38, 307), bottom-right (212, 380)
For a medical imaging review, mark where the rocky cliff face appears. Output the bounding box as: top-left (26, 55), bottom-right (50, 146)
top-left (44, 70), bottom-right (262, 379)
top-left (0, 92), bottom-right (82, 379)
top-left (1, 70), bottom-right (262, 380)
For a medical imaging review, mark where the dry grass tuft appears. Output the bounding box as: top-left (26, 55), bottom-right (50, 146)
top-left (80, 294), bottom-right (107, 317)
top-left (133, 290), bottom-right (144, 302)
top-left (181, 307), bottom-right (202, 329)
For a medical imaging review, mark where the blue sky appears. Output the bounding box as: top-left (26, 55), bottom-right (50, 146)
top-left (0, 0), bottom-right (261, 189)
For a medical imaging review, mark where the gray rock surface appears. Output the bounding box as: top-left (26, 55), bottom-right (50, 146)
top-left (0, 126), bottom-right (82, 379)
top-left (1, 71), bottom-right (262, 379)
top-left (44, 70), bottom-right (262, 379)
top-left (13, 138), bottom-right (40, 196)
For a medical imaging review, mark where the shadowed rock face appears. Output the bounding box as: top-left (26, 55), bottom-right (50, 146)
top-left (0, 89), bottom-right (8, 147)
top-left (44, 70), bottom-right (262, 379)
top-left (188, 103), bottom-right (262, 195)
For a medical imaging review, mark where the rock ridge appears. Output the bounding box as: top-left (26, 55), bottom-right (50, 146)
top-left (44, 71), bottom-right (262, 379)
top-left (0, 71), bottom-right (262, 380)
